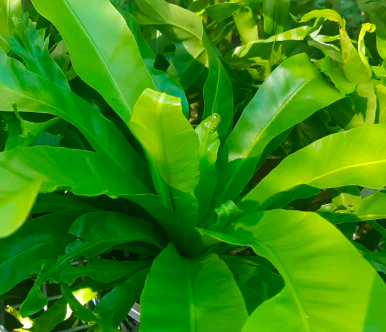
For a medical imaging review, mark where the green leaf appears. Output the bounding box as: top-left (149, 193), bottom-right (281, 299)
top-left (140, 243), bottom-right (248, 332)
top-left (241, 123), bottom-right (386, 212)
top-left (21, 211), bottom-right (164, 317)
top-left (0, 146), bottom-right (149, 196)
top-left (263, 0), bottom-right (290, 37)
top-left (221, 256), bottom-right (284, 314)
top-left (0, 209), bottom-right (88, 295)
top-left (357, 0), bottom-right (386, 59)
top-left (0, 13), bottom-right (69, 89)
top-left (3, 104), bottom-right (60, 150)
top-left (330, 186), bottom-right (361, 211)
top-left (376, 83), bottom-right (386, 123)
top-left (60, 284), bottom-right (98, 322)
top-left (233, 6), bottom-right (258, 44)
top-left (92, 268), bottom-right (149, 328)
top-left (117, 9), bottom-right (189, 118)
top-left (206, 210), bottom-right (386, 330)
top-left (52, 258), bottom-right (152, 285)
top-left (129, 89), bottom-right (200, 227)
top-left (215, 53), bottom-right (342, 206)
top-left (0, 166), bottom-right (41, 238)
top-left (0, 0), bottom-right (21, 37)
top-left (31, 0), bottom-right (156, 122)
top-left (195, 114), bottom-right (221, 219)
top-left (319, 190), bottom-right (386, 224)
top-left (135, 0), bottom-right (234, 142)
top-left (300, 9), bottom-right (377, 127)
top-left (31, 193), bottom-right (96, 214)
top-left (0, 49), bottom-right (149, 182)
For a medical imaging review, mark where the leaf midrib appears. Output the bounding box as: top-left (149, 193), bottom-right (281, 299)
top-left (218, 74), bottom-right (319, 203)
top-left (254, 238), bottom-right (311, 332)
top-left (62, 0), bottom-right (131, 119)
top-left (306, 159), bottom-right (386, 185)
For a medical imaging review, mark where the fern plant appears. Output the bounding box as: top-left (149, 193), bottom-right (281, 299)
top-left (1, 0), bottom-right (386, 331)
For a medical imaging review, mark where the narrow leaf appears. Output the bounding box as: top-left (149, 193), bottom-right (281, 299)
top-left (241, 123), bottom-right (386, 212)
top-left (31, 0), bottom-right (156, 122)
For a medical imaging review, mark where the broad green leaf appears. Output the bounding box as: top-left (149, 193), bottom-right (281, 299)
top-left (233, 6), bottom-right (258, 44)
top-left (222, 256), bottom-right (284, 314)
top-left (263, 0), bottom-right (290, 37)
top-left (92, 268), bottom-right (149, 329)
top-left (0, 166), bottom-right (41, 237)
top-left (3, 104), bottom-right (60, 150)
top-left (31, 193), bottom-right (95, 214)
top-left (52, 258), bottom-right (152, 285)
top-left (116, 9), bottom-right (189, 118)
top-left (140, 243), bottom-right (248, 332)
top-left (0, 210), bottom-right (88, 295)
top-left (0, 0), bottom-right (21, 37)
top-left (195, 114), bottom-right (221, 219)
top-left (129, 89), bottom-right (200, 227)
top-left (135, 0), bottom-right (234, 142)
top-left (21, 211), bottom-right (164, 317)
top-left (0, 13), bottom-right (69, 89)
top-left (0, 146), bottom-right (149, 196)
top-left (241, 124), bottom-right (386, 212)
top-left (31, 0), bottom-right (156, 122)
top-left (0, 49), bottom-right (149, 182)
top-left (206, 210), bottom-right (386, 331)
top-left (215, 53), bottom-right (342, 206)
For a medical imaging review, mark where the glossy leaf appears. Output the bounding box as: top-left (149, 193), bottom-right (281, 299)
top-left (31, 0), bottom-right (156, 122)
top-left (222, 256), bottom-right (284, 314)
top-left (21, 211), bottom-right (164, 317)
top-left (129, 89), bottom-right (200, 227)
top-left (140, 244), bottom-right (248, 332)
top-left (135, 0), bottom-right (234, 142)
top-left (92, 268), bottom-right (149, 329)
top-left (0, 166), bottom-right (41, 238)
top-left (0, 13), bottom-right (69, 89)
top-left (233, 6), bottom-right (258, 44)
top-left (215, 53), bottom-right (342, 206)
top-left (117, 9), bottom-right (189, 118)
top-left (206, 209), bottom-right (386, 331)
top-left (0, 210), bottom-right (88, 295)
top-left (263, 0), bottom-right (290, 37)
top-left (0, 48), bottom-right (149, 181)
top-left (195, 114), bottom-right (221, 219)
top-left (241, 123), bottom-right (386, 212)
top-left (0, 146), bottom-right (149, 196)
